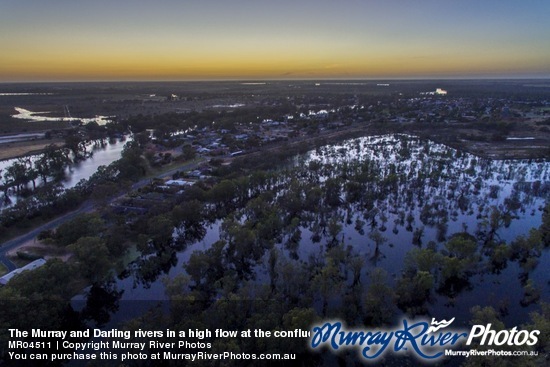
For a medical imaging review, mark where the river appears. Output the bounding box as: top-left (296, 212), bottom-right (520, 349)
top-left (0, 137), bottom-right (129, 208)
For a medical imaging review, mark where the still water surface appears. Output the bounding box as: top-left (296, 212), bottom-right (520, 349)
top-left (0, 138), bottom-right (128, 208)
top-left (101, 135), bottom-right (549, 327)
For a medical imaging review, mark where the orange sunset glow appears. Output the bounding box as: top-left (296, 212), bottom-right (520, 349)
top-left (1, 1), bottom-right (549, 81)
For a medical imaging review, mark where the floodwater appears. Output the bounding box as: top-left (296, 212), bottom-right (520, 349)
top-left (0, 138), bottom-right (128, 207)
top-left (11, 107), bottom-right (113, 125)
top-left (62, 139), bottom-right (128, 188)
top-left (103, 134), bottom-right (549, 328)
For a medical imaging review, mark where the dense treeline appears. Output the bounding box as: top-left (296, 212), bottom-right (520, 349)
top-left (0, 141), bottom-right (146, 234)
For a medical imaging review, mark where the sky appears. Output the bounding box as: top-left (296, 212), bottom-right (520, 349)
top-left (1, 0), bottom-right (549, 82)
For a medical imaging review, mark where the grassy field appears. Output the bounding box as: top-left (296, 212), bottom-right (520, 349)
top-left (0, 138), bottom-right (65, 160)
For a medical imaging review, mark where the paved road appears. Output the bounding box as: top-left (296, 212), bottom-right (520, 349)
top-left (0, 201), bottom-right (94, 272)
top-left (0, 124), bottom-right (366, 273)
top-left (0, 128), bottom-right (364, 273)
top-left (0, 158), bottom-right (204, 273)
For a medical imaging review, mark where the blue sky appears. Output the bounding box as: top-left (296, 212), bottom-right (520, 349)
top-left (1, 0), bottom-right (549, 81)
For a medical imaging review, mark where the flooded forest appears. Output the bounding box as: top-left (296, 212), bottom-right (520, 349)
top-left (108, 134), bottom-right (549, 366)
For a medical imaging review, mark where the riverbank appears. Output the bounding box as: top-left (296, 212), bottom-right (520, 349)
top-left (1, 118), bottom-right (549, 164)
top-left (0, 138), bottom-right (64, 161)
top-left (0, 152), bottom-right (204, 272)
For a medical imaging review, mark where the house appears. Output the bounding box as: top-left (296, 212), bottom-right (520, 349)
top-left (196, 147), bottom-right (211, 154)
top-left (165, 179), bottom-right (195, 187)
top-left (234, 134), bottom-right (249, 140)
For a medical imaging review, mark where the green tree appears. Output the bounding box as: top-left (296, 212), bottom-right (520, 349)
top-left (364, 268), bottom-right (395, 325)
top-left (146, 214), bottom-right (175, 250)
top-left (115, 141), bottom-right (147, 180)
top-left (182, 144), bottom-right (196, 161)
top-left (90, 181), bottom-right (120, 204)
top-left (395, 270), bottom-right (434, 315)
top-left (209, 179), bottom-right (237, 212)
top-left (404, 247), bottom-right (441, 274)
top-left (324, 177), bottom-right (342, 207)
top-left (172, 199), bottom-right (206, 244)
top-left (540, 202), bottom-right (550, 247)
top-left (35, 145), bottom-right (71, 182)
top-left (525, 302), bottom-right (549, 358)
top-left (64, 132), bottom-right (87, 160)
top-left (311, 258), bottom-right (344, 316)
top-left (222, 218), bottom-right (262, 279)
top-left (54, 213), bottom-right (105, 247)
top-left (445, 233), bottom-right (479, 261)
top-left (185, 240), bottom-right (226, 292)
top-left (69, 236), bottom-right (112, 283)
top-left (281, 307), bottom-right (319, 355)
top-left (3, 159), bottom-right (29, 193)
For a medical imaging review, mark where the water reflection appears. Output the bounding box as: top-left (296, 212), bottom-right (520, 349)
top-left (63, 138), bottom-right (128, 188)
top-left (0, 138), bottom-right (128, 208)
top-left (115, 135), bottom-right (548, 327)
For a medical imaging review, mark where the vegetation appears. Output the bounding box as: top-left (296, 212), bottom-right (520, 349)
top-left (0, 140), bottom-right (147, 241)
top-left (5, 135), bottom-right (548, 365)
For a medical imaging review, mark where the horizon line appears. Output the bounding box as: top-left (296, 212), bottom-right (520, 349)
top-left (1, 76), bottom-right (550, 84)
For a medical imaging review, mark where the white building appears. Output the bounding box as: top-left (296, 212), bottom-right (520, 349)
top-left (0, 258), bottom-right (46, 285)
